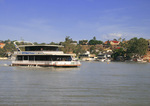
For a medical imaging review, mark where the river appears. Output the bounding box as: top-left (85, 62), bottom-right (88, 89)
top-left (0, 60), bottom-right (150, 106)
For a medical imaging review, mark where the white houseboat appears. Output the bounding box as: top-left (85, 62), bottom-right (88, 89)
top-left (11, 41), bottom-right (81, 67)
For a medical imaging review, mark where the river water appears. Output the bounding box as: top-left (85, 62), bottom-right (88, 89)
top-left (0, 60), bottom-right (150, 106)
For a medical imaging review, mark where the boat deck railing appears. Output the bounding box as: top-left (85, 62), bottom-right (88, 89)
top-left (14, 51), bottom-right (64, 55)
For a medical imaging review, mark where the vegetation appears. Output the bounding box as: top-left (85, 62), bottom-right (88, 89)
top-left (0, 37), bottom-right (149, 60)
top-left (88, 37), bottom-right (103, 45)
top-left (79, 40), bottom-right (88, 45)
top-left (112, 37), bottom-right (148, 60)
top-left (0, 40), bottom-right (16, 57)
top-left (111, 48), bottom-right (126, 61)
top-left (126, 37), bottom-right (148, 58)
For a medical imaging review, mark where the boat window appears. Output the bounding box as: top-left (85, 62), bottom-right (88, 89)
top-left (24, 56), bottom-right (28, 60)
top-left (29, 56), bottom-right (34, 61)
top-left (25, 46), bottom-right (59, 51)
top-left (17, 55), bottom-right (72, 61)
top-left (17, 56), bottom-right (23, 60)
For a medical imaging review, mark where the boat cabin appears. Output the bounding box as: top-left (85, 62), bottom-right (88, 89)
top-left (16, 55), bottom-right (72, 61)
top-left (12, 42), bottom-right (81, 67)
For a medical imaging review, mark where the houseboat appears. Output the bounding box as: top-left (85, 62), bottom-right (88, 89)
top-left (11, 41), bottom-right (81, 67)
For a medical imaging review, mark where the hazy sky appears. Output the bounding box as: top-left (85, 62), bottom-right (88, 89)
top-left (0, 0), bottom-right (150, 43)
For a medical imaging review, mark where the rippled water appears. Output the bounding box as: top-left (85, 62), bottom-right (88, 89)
top-left (0, 60), bottom-right (150, 106)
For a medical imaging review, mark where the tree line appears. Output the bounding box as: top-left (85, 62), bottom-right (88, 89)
top-left (112, 37), bottom-right (149, 61)
top-left (0, 37), bottom-right (149, 61)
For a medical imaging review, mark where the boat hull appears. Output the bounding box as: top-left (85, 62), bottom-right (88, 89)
top-left (11, 61), bottom-right (81, 67)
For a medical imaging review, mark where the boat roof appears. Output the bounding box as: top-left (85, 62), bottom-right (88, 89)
top-left (18, 45), bottom-right (64, 48)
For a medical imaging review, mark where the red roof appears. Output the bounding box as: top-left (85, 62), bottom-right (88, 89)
top-left (0, 43), bottom-right (5, 45)
top-left (116, 47), bottom-right (121, 49)
top-left (112, 41), bottom-right (119, 43)
top-left (104, 41), bottom-right (110, 44)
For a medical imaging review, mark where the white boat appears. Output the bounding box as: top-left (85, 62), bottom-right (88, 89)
top-left (105, 59), bottom-right (111, 62)
top-left (11, 41), bottom-right (81, 67)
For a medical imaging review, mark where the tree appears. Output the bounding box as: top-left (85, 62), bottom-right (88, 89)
top-left (107, 40), bottom-right (111, 47)
top-left (74, 45), bottom-right (86, 55)
top-left (88, 37), bottom-right (103, 45)
top-left (79, 40), bottom-right (88, 45)
top-left (90, 46), bottom-right (96, 54)
top-left (34, 42), bottom-right (38, 45)
top-left (118, 37), bottom-right (122, 42)
top-left (113, 39), bottom-right (118, 41)
top-left (88, 40), bottom-right (96, 45)
top-left (111, 48), bottom-right (126, 61)
top-left (49, 42), bottom-right (58, 45)
top-left (93, 36), bottom-right (96, 40)
top-left (65, 36), bottom-right (72, 43)
top-left (126, 37), bottom-right (148, 58)
top-left (61, 36), bottom-right (76, 53)
top-left (0, 48), bottom-right (5, 57)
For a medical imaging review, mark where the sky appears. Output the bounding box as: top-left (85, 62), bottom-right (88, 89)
top-left (0, 0), bottom-right (150, 43)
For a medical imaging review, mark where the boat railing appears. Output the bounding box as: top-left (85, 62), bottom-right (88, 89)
top-left (14, 51), bottom-right (64, 55)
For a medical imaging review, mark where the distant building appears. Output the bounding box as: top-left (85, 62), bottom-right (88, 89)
top-left (104, 40), bottom-right (120, 48)
top-left (0, 43), bottom-right (5, 49)
top-left (71, 41), bottom-right (78, 46)
top-left (103, 48), bottom-right (113, 53)
top-left (110, 41), bottom-right (120, 46)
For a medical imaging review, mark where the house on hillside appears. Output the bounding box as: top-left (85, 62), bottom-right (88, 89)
top-left (71, 41), bottom-right (78, 46)
top-left (0, 43), bottom-right (5, 49)
top-left (110, 41), bottom-right (120, 46)
top-left (104, 40), bottom-right (120, 48)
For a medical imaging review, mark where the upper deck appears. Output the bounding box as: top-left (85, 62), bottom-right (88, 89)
top-left (14, 45), bottom-right (74, 56)
top-left (18, 45), bottom-right (63, 51)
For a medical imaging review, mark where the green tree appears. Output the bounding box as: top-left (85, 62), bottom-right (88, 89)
top-left (88, 37), bottom-right (103, 45)
top-left (106, 40), bottom-right (111, 48)
top-left (90, 46), bottom-right (96, 54)
top-left (61, 36), bottom-right (76, 53)
top-left (113, 39), bottom-right (118, 41)
top-left (111, 48), bottom-right (126, 60)
top-left (33, 42), bottom-right (38, 45)
top-left (79, 40), bottom-right (88, 45)
top-left (126, 37), bottom-right (148, 58)
top-left (3, 42), bottom-right (16, 53)
top-left (118, 37), bottom-right (122, 42)
top-left (93, 36), bottom-right (96, 40)
top-left (65, 36), bottom-right (72, 43)
top-left (0, 48), bottom-right (5, 57)
top-left (49, 42), bottom-right (58, 45)
top-left (74, 45), bottom-right (86, 56)
top-left (0, 41), bottom-right (16, 57)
